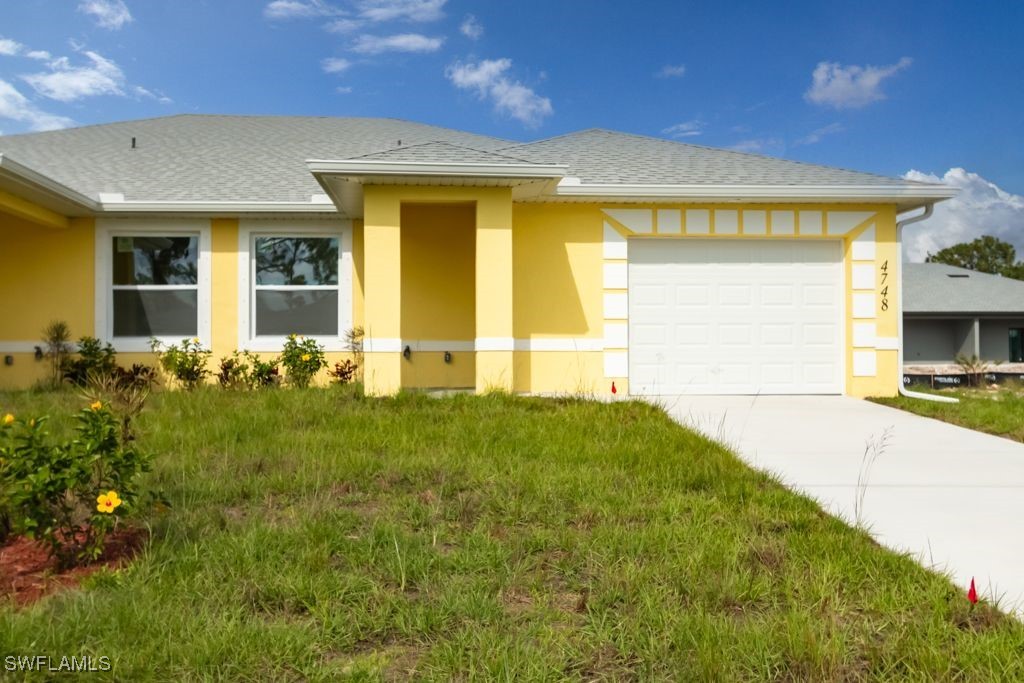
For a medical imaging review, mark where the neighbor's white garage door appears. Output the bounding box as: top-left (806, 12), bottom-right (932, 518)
top-left (628, 239), bottom-right (843, 395)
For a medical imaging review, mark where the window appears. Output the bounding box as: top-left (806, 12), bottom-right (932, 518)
top-left (112, 236), bottom-right (199, 336)
top-left (1011, 328), bottom-right (1023, 363)
top-left (239, 221), bottom-right (352, 351)
top-left (97, 220), bottom-right (211, 351)
top-left (253, 236), bottom-right (339, 336)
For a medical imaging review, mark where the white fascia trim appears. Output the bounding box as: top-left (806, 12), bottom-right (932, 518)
top-left (100, 200), bottom-right (338, 213)
top-left (307, 159), bottom-right (567, 179)
top-left (95, 218), bottom-right (213, 354)
top-left (0, 153), bottom-right (100, 210)
top-left (552, 182), bottom-right (958, 202)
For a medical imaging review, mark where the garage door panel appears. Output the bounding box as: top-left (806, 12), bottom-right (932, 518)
top-left (629, 239), bottom-right (842, 395)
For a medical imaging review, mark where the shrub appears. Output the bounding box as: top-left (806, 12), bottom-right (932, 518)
top-left (280, 335), bottom-right (326, 388)
top-left (329, 359), bottom-right (359, 385)
top-left (151, 338), bottom-right (211, 390)
top-left (0, 402), bottom-right (152, 567)
top-left (62, 336), bottom-right (118, 387)
top-left (217, 351), bottom-right (280, 389)
top-left (345, 326), bottom-right (365, 382)
top-left (40, 321), bottom-right (73, 389)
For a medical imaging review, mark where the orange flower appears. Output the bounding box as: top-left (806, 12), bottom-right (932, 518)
top-left (96, 490), bottom-right (122, 514)
top-left (90, 400), bottom-right (103, 411)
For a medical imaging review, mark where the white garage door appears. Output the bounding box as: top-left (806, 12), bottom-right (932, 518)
top-left (628, 239), bottom-right (843, 395)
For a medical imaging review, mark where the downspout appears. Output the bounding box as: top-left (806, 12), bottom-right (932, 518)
top-left (896, 204), bottom-right (959, 403)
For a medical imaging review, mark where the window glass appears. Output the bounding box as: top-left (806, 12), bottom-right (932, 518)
top-left (255, 237), bottom-right (338, 286)
top-left (112, 236), bottom-right (198, 285)
top-left (254, 290), bottom-right (338, 336)
top-left (112, 290), bottom-right (199, 336)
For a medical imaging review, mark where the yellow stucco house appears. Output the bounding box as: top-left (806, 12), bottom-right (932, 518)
top-left (0, 115), bottom-right (954, 396)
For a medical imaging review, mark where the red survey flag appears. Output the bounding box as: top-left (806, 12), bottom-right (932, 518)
top-left (968, 577), bottom-right (978, 604)
top-left (611, 381), bottom-right (617, 394)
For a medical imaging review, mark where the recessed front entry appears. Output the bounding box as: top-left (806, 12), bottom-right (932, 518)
top-left (628, 239), bottom-right (843, 395)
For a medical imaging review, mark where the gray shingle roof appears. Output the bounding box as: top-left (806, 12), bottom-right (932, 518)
top-left (502, 129), bottom-right (927, 187)
top-left (0, 115), bottom-right (936, 203)
top-left (0, 115), bottom-right (511, 202)
top-left (904, 263), bottom-right (1024, 314)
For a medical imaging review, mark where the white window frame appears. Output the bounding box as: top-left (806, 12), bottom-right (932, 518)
top-left (238, 219), bottom-right (353, 352)
top-left (95, 218), bottom-right (212, 353)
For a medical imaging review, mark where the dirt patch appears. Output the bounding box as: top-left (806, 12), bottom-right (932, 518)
top-left (0, 528), bottom-right (146, 607)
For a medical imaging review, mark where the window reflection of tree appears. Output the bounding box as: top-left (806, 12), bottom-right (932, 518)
top-left (122, 237), bottom-right (198, 285)
top-left (256, 238), bottom-right (338, 285)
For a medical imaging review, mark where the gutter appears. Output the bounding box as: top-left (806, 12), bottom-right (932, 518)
top-left (896, 204), bottom-right (959, 404)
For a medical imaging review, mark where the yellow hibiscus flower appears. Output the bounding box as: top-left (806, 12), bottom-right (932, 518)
top-left (2, 413), bottom-right (13, 425)
top-left (96, 490), bottom-right (122, 514)
top-left (301, 353), bottom-right (311, 362)
top-left (90, 400), bottom-right (103, 411)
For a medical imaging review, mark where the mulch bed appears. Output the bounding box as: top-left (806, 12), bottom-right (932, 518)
top-left (0, 528), bottom-right (146, 607)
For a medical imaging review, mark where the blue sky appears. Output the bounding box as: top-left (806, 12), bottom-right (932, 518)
top-left (1, 0), bottom-right (1022, 259)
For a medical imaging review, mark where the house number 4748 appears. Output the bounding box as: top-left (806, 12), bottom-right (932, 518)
top-left (879, 260), bottom-right (889, 311)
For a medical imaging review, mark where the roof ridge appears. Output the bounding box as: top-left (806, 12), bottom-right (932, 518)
top-left (347, 139), bottom-right (540, 164)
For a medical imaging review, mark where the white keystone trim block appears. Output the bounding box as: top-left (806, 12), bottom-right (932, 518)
top-left (852, 322), bottom-right (877, 348)
top-left (603, 292), bottom-right (628, 319)
top-left (603, 262), bottom-right (628, 289)
top-left (852, 225), bottom-right (877, 260)
top-left (603, 222), bottom-right (628, 258)
top-left (852, 263), bottom-right (875, 290)
top-left (603, 323), bottom-right (628, 350)
top-left (852, 293), bottom-right (875, 319)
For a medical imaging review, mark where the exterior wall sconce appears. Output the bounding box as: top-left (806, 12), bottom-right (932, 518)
top-left (4, 355), bottom-right (13, 366)
top-left (403, 345), bottom-right (411, 360)
top-left (34, 346), bottom-right (44, 361)
top-left (444, 351), bottom-right (452, 363)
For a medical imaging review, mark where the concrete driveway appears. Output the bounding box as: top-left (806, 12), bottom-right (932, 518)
top-left (658, 395), bottom-right (1024, 616)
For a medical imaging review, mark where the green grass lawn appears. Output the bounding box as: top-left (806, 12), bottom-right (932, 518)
top-left (2, 389), bottom-right (1023, 680)
top-left (873, 388), bottom-right (1024, 443)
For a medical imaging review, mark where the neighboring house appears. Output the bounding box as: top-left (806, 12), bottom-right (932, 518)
top-left (903, 262), bottom-right (1024, 365)
top-left (0, 115), bottom-right (955, 397)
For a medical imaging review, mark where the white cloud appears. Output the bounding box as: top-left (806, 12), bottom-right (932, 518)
top-left (78, 0), bottom-right (133, 30)
top-left (460, 14), bottom-right (483, 40)
top-left (26, 50), bottom-right (52, 60)
top-left (446, 58), bottom-right (552, 127)
top-left (795, 122), bottom-right (844, 146)
top-left (805, 57), bottom-right (912, 109)
top-left (351, 33), bottom-right (443, 54)
top-left (21, 50), bottom-right (125, 102)
top-left (901, 168), bottom-right (1024, 261)
top-left (325, 18), bottom-right (363, 33)
top-left (662, 120), bottom-right (703, 138)
top-left (336, 85), bottom-right (353, 94)
top-left (656, 64), bottom-right (686, 78)
top-left (264, 0), bottom-right (342, 19)
top-left (730, 137), bottom-right (783, 154)
top-left (133, 85), bottom-right (172, 103)
top-left (0, 38), bottom-right (23, 56)
top-left (321, 57), bottom-right (352, 73)
top-left (0, 78), bottom-right (74, 131)
top-left (357, 0), bottom-right (446, 23)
